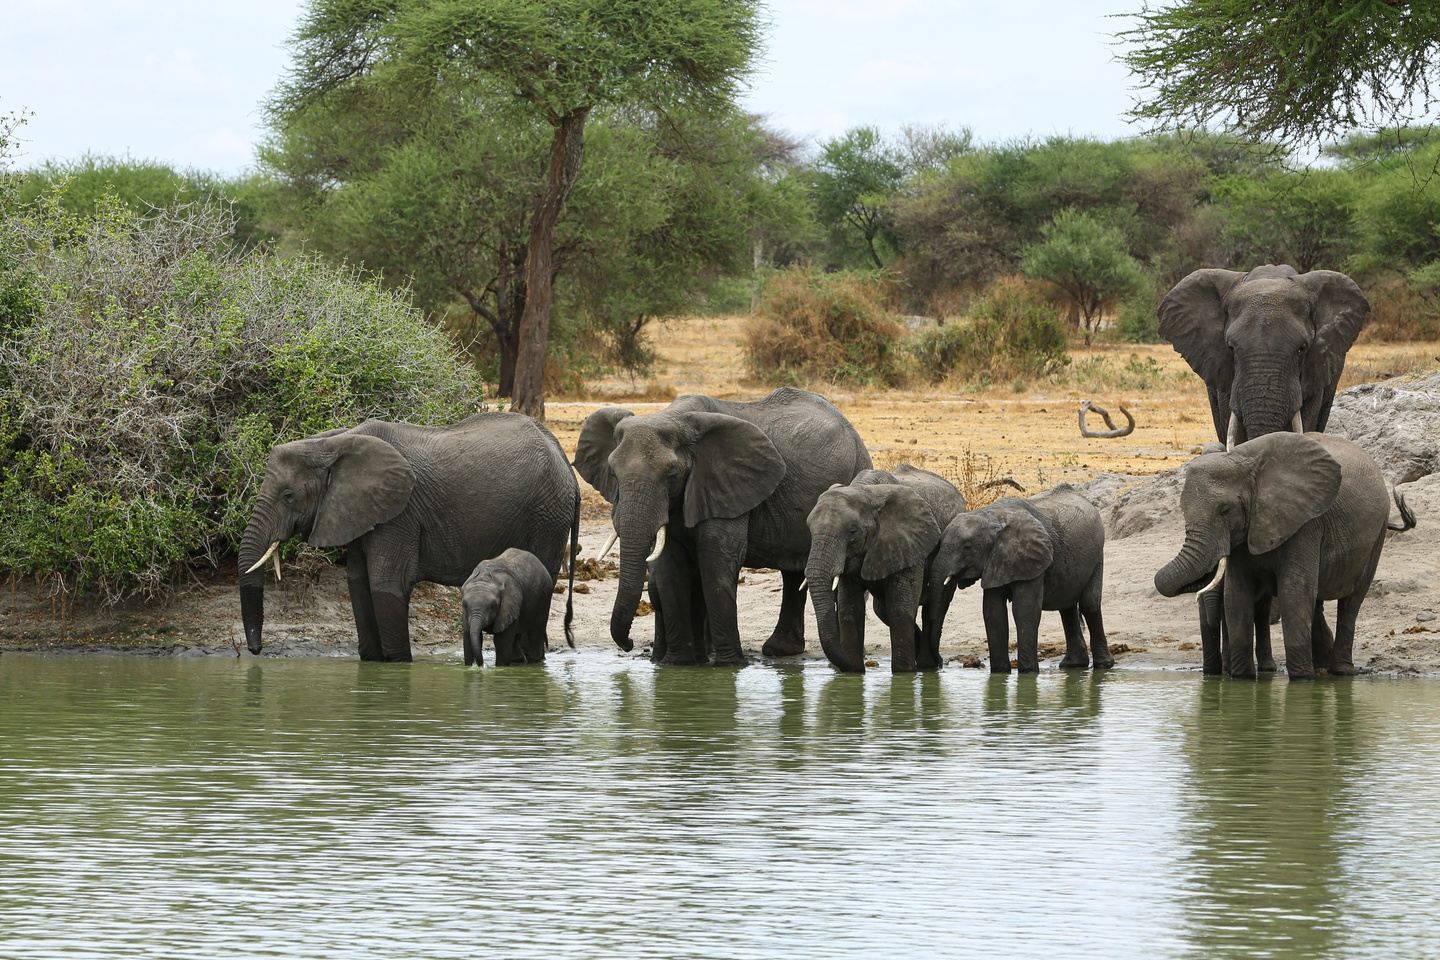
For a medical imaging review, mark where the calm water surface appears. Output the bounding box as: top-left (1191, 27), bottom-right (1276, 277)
top-left (2, 654), bottom-right (1439, 959)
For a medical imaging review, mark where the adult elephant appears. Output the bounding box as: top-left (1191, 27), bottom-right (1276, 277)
top-left (574, 387), bottom-right (871, 666)
top-left (238, 415), bottom-right (578, 662)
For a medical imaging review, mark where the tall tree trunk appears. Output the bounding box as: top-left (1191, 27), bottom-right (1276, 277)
top-left (512, 107), bottom-right (590, 420)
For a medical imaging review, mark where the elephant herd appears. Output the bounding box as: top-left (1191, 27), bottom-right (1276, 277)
top-left (237, 264), bottom-right (1415, 679)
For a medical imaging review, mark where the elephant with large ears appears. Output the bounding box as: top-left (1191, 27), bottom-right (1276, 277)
top-left (1155, 432), bottom-right (1414, 680)
top-left (574, 388), bottom-right (872, 666)
top-left (805, 482), bottom-right (944, 673)
top-left (239, 414), bottom-right (578, 662)
top-left (925, 485), bottom-right (1112, 673)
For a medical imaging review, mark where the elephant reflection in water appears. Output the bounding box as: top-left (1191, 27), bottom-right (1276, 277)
top-left (980, 672), bottom-right (1108, 751)
top-left (1178, 680), bottom-right (1364, 954)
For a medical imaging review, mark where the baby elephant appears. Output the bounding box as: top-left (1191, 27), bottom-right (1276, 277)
top-left (927, 485), bottom-right (1111, 673)
top-left (461, 549), bottom-right (561, 666)
top-left (1155, 432), bottom-right (1414, 679)
top-left (805, 482), bottom-right (945, 673)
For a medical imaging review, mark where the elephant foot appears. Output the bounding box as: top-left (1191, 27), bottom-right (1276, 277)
top-left (1330, 661), bottom-right (1359, 676)
top-left (1257, 658), bottom-right (1278, 673)
top-left (1227, 668), bottom-right (1258, 680)
top-left (660, 648), bottom-right (708, 667)
top-left (989, 662), bottom-right (1011, 675)
top-left (1058, 655), bottom-right (1089, 670)
top-left (1286, 669), bottom-right (1317, 682)
top-left (1016, 662), bottom-right (1040, 674)
top-left (761, 633), bottom-right (805, 658)
top-left (709, 650), bottom-right (751, 668)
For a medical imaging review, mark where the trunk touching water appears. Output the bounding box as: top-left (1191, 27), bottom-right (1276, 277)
top-left (237, 496), bottom-right (279, 654)
top-left (807, 536), bottom-right (863, 672)
top-left (610, 486), bottom-right (666, 652)
top-left (1155, 529), bottom-right (1223, 598)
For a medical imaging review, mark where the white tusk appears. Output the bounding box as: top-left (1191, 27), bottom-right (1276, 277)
top-left (1290, 411), bottom-right (1304, 433)
top-left (1198, 556), bottom-right (1228, 596)
top-left (797, 578), bottom-right (807, 592)
top-left (597, 528), bottom-right (618, 561)
top-left (245, 541), bottom-right (280, 575)
top-left (831, 575), bottom-right (840, 592)
top-left (273, 553), bottom-right (282, 583)
top-left (646, 525), bottom-right (667, 563)
top-left (1225, 412), bottom-right (1240, 451)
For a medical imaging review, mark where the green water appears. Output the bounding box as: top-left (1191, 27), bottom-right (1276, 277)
top-left (2, 654), bottom-right (1439, 959)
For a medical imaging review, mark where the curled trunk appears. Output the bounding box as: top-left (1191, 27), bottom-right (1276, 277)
top-left (1155, 530), bottom-right (1223, 598)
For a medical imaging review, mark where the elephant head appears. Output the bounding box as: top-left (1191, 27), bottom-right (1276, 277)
top-left (925, 501), bottom-right (1052, 636)
top-left (1159, 265), bottom-right (1368, 444)
top-left (238, 429), bottom-right (414, 654)
top-left (461, 566), bottom-right (522, 667)
top-left (574, 407), bottom-right (786, 651)
top-left (804, 484), bottom-right (942, 672)
top-left (1155, 433), bottom-right (1341, 598)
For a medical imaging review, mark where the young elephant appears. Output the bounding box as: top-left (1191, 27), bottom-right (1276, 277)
top-left (1155, 433), bottom-right (1414, 679)
top-left (461, 549), bottom-right (562, 667)
top-left (927, 485), bottom-right (1111, 673)
top-left (805, 483), bottom-right (944, 673)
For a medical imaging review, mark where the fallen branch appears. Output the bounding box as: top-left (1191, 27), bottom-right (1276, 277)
top-left (1078, 400), bottom-right (1135, 438)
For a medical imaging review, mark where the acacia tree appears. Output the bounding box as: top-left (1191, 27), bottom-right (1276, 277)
top-left (274, 0), bottom-right (760, 418)
top-left (1121, 1), bottom-right (1440, 150)
top-left (1021, 208), bottom-right (1145, 344)
top-left (812, 126), bottom-right (905, 269)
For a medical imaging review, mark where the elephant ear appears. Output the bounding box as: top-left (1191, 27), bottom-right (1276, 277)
top-left (861, 486), bottom-right (942, 581)
top-left (309, 434), bottom-right (415, 548)
top-left (1244, 433), bottom-right (1342, 555)
top-left (493, 570), bottom-right (523, 635)
top-left (1158, 269), bottom-right (1246, 386)
top-left (574, 407), bottom-right (633, 504)
top-left (1299, 270), bottom-right (1370, 387)
top-left (982, 505), bottom-right (1053, 589)
top-left (681, 412), bottom-right (786, 527)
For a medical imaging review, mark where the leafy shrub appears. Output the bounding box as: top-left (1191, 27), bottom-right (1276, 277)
top-left (744, 267), bottom-right (909, 386)
top-left (0, 196), bottom-right (484, 601)
top-left (1114, 290), bottom-right (1162, 342)
top-left (911, 277), bottom-right (1069, 384)
top-left (1363, 273), bottom-right (1440, 342)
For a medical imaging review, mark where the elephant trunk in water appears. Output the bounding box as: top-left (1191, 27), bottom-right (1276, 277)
top-left (1155, 528), bottom-right (1225, 598)
top-left (237, 494), bottom-right (281, 655)
top-left (610, 485), bottom-right (667, 651)
top-left (807, 535), bottom-right (862, 672)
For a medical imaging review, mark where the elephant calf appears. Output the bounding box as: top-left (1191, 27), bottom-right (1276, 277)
top-left (927, 485), bottom-right (1112, 673)
top-left (462, 549), bottom-right (561, 667)
top-left (805, 481), bottom-right (945, 673)
top-left (1155, 432), bottom-right (1415, 679)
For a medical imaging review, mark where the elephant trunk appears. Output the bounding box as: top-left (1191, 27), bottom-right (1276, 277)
top-left (807, 536), bottom-right (862, 672)
top-left (610, 487), bottom-right (667, 652)
top-left (1233, 360), bottom-right (1303, 441)
top-left (1155, 529), bottom-right (1224, 598)
top-left (237, 495), bottom-right (280, 655)
top-left (464, 612), bottom-right (485, 667)
top-left (922, 576), bottom-right (954, 653)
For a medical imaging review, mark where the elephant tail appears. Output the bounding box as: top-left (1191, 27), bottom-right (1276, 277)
top-left (564, 487), bottom-right (579, 648)
top-left (1387, 487), bottom-right (1417, 533)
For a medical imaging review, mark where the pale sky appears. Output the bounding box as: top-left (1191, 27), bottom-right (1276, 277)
top-left (1, 0), bottom-right (1140, 174)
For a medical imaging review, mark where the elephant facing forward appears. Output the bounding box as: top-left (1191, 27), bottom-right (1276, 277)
top-left (575, 387), bottom-right (871, 666)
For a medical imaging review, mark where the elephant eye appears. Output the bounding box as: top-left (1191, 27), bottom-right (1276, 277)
top-left (282, 489), bottom-right (295, 503)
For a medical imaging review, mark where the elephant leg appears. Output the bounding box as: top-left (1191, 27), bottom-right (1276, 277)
top-left (1223, 572), bottom-right (1257, 679)
top-left (1332, 541), bottom-right (1381, 676)
top-left (648, 576), bottom-right (667, 664)
top-left (761, 570), bottom-right (808, 657)
top-left (656, 556), bottom-right (704, 666)
top-left (886, 567), bottom-right (921, 674)
top-left (696, 521), bottom-right (748, 667)
top-left (1277, 565), bottom-right (1319, 681)
top-left (371, 589), bottom-right (413, 663)
top-left (1010, 580), bottom-right (1043, 674)
top-left (521, 608), bottom-right (549, 664)
top-left (1254, 596), bottom-right (1276, 673)
top-left (1080, 563), bottom-right (1112, 669)
top-left (346, 547), bottom-right (383, 662)
top-left (1058, 606), bottom-right (1088, 669)
top-left (982, 588), bottom-right (1011, 674)
top-left (1198, 589), bottom-right (1223, 675)
top-left (1310, 602), bottom-right (1334, 673)
top-left (493, 627), bottom-right (520, 666)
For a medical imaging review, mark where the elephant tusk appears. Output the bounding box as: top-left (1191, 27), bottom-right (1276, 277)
top-left (1290, 411), bottom-right (1304, 433)
top-left (597, 528), bottom-right (618, 561)
top-left (831, 575), bottom-right (840, 592)
top-left (797, 578), bottom-right (807, 592)
top-left (1226, 412), bottom-right (1240, 451)
top-left (1197, 556), bottom-right (1228, 596)
top-left (646, 525), bottom-right (667, 563)
top-left (245, 541), bottom-right (280, 576)
top-left (273, 553), bottom-right (282, 583)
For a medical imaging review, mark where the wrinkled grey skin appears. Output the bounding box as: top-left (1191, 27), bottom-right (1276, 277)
top-left (1155, 433), bottom-right (1408, 680)
top-left (462, 548), bottom-right (559, 667)
top-left (851, 464), bottom-right (966, 665)
top-left (927, 485), bottom-right (1112, 673)
top-left (575, 387), bottom-right (871, 666)
top-left (805, 482), bottom-right (945, 673)
top-left (1160, 265), bottom-right (1369, 669)
top-left (239, 414), bottom-right (578, 662)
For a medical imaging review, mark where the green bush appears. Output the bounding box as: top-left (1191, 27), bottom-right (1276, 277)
top-left (1115, 291), bottom-right (1162, 342)
top-left (743, 267), bottom-right (909, 387)
top-left (0, 195), bottom-right (484, 601)
top-left (912, 277), bottom-right (1069, 384)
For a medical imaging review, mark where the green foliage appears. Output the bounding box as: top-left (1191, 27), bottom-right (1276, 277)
top-left (811, 126), bottom-right (906, 269)
top-left (1120, 0), bottom-right (1440, 149)
top-left (911, 277), bottom-right (1069, 384)
top-left (1214, 169), bottom-right (1357, 272)
top-left (1114, 291), bottom-right (1161, 343)
top-left (1021, 208), bottom-right (1145, 343)
top-left (0, 196), bottom-right (483, 601)
top-left (744, 267), bottom-right (908, 387)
